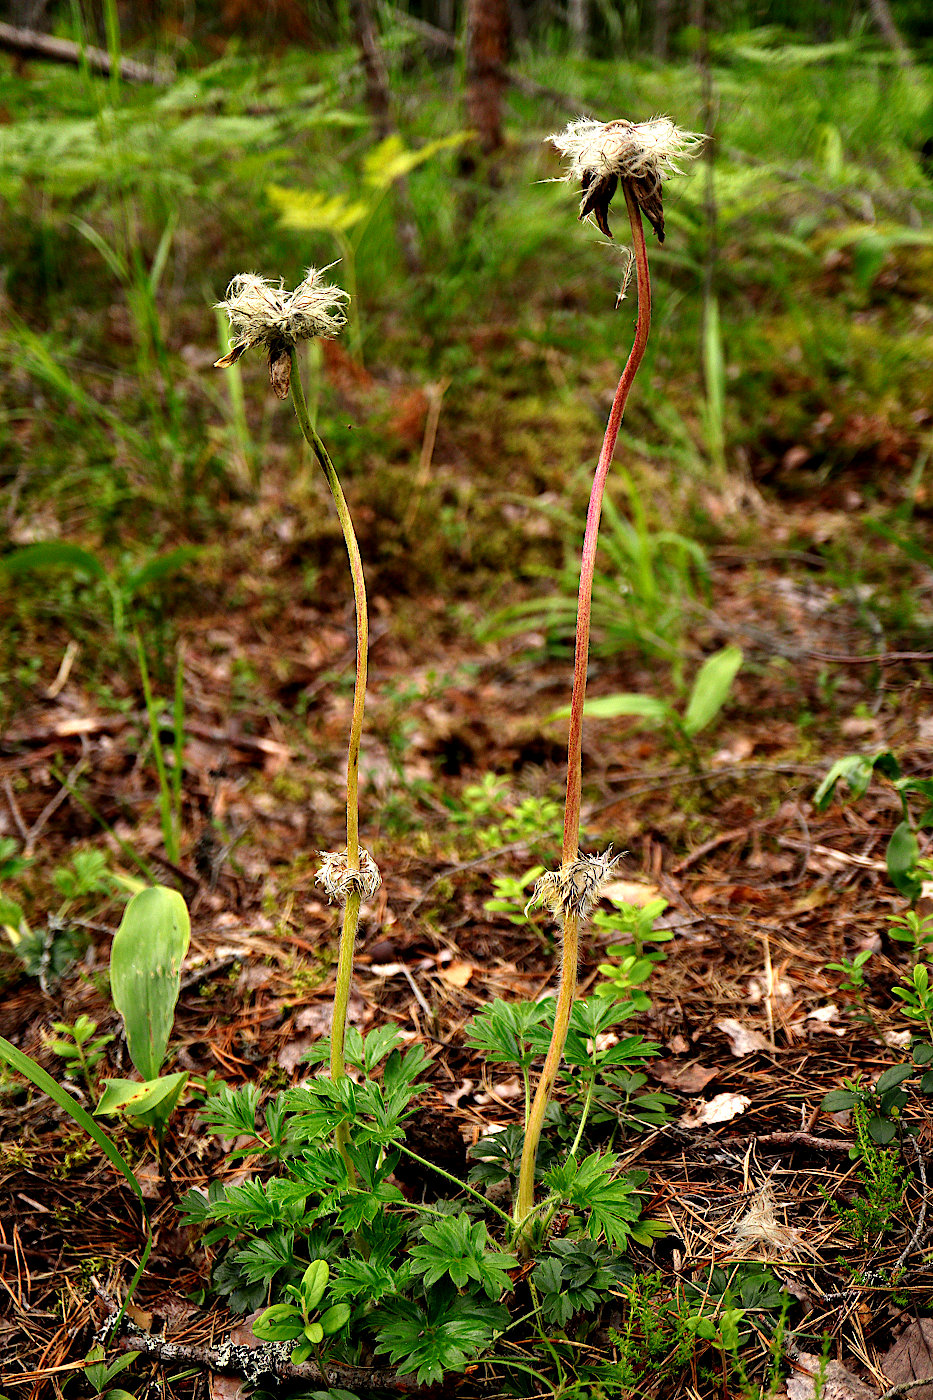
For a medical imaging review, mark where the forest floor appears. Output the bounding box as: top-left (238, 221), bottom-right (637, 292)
top-left (3, 462), bottom-right (933, 1399)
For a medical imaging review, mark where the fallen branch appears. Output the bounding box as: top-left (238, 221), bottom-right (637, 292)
top-left (0, 22), bottom-right (172, 85)
top-left (95, 1290), bottom-right (432, 1395)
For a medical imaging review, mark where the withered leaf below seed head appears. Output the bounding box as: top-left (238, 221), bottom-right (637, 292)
top-left (268, 340), bottom-right (292, 400)
top-left (579, 168), bottom-right (665, 243)
top-left (579, 169), bottom-right (617, 240)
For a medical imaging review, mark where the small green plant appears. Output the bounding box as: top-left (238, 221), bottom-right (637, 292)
top-left (95, 885), bottom-right (190, 1140)
top-left (888, 909), bottom-right (933, 964)
top-left (486, 474), bottom-right (711, 684)
top-left (892, 963), bottom-right (933, 1041)
top-left (1, 845), bottom-right (123, 987)
top-left (816, 750), bottom-right (933, 903)
top-left (251, 1259), bottom-right (352, 1365)
top-left (825, 947), bottom-right (874, 992)
top-left (552, 644), bottom-right (743, 764)
top-left (595, 894), bottom-right (671, 1010)
top-left (45, 1015), bottom-right (114, 1097)
top-left (0, 541), bottom-right (198, 644)
top-left (447, 774), bottom-right (562, 855)
top-left (483, 867), bottom-right (546, 926)
top-left (821, 1096), bottom-right (908, 1244)
top-left (183, 999), bottom-right (667, 1388)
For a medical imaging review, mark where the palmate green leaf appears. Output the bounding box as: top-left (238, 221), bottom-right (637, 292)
top-left (466, 999), bottom-right (553, 1068)
top-left (543, 1152), bottom-right (644, 1249)
top-left (373, 1291), bottom-right (507, 1386)
top-left (232, 1227), bottom-right (299, 1285)
top-left (198, 1082), bottom-right (261, 1139)
top-left (409, 1214), bottom-right (515, 1300)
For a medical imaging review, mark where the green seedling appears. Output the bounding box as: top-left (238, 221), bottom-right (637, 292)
top-left (888, 909), bottom-right (933, 964)
top-left (2, 846), bottom-right (124, 987)
top-left (96, 885), bottom-right (190, 1137)
top-left (892, 963), bottom-right (933, 1043)
top-left (816, 750), bottom-right (933, 904)
top-left (0, 541), bottom-right (199, 644)
top-left (596, 895), bottom-right (671, 1009)
top-left (825, 948), bottom-right (874, 992)
top-left (484, 867), bottom-right (546, 926)
top-left (45, 1015), bottom-right (114, 1097)
top-left (550, 645), bottom-right (743, 764)
top-left (252, 1259), bottom-right (352, 1364)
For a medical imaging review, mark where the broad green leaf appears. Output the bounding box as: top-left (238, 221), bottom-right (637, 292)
top-left (875, 1064), bottom-right (914, 1094)
top-left (95, 1072), bottom-right (188, 1119)
top-left (320, 1302), bottom-right (352, 1335)
top-left (820, 1089), bottom-right (858, 1111)
top-left (886, 822), bottom-right (921, 901)
top-left (1, 541), bottom-right (107, 580)
top-left (301, 1259), bottom-right (330, 1312)
top-left (814, 753), bottom-right (883, 810)
top-left (251, 1303), bottom-right (305, 1342)
top-left (867, 1115), bottom-right (896, 1145)
top-left (683, 645), bottom-right (743, 737)
top-left (551, 693), bottom-right (671, 724)
top-left (110, 886), bottom-right (190, 1081)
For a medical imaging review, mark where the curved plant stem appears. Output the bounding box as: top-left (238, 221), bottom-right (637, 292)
top-left (289, 349), bottom-right (368, 1178)
top-left (513, 184), bottom-right (652, 1252)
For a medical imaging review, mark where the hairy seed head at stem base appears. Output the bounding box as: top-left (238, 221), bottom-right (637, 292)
top-left (525, 848), bottom-right (623, 924)
top-left (316, 848), bottom-right (381, 905)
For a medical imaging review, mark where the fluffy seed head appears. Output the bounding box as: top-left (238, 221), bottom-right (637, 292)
top-left (316, 848), bottom-right (382, 905)
top-left (526, 848), bottom-right (623, 923)
top-left (214, 266), bottom-right (349, 397)
top-left (549, 116), bottom-right (706, 243)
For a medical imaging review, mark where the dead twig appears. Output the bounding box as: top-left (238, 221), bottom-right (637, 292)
top-left (0, 21), bottom-right (172, 84)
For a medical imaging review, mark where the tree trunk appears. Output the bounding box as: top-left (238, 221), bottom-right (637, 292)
top-left (465, 0), bottom-right (509, 156)
top-left (348, 0), bottom-right (422, 274)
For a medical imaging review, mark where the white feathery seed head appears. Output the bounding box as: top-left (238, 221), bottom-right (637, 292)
top-left (551, 117), bottom-right (704, 186)
top-left (214, 266), bottom-right (349, 396)
top-left (549, 116), bottom-right (706, 243)
top-left (526, 847), bottom-right (623, 923)
top-left (316, 847), bottom-right (382, 906)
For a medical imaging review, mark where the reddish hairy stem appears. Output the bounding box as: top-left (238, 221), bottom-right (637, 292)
top-left (561, 181), bottom-right (652, 865)
top-left (514, 185), bottom-right (653, 1251)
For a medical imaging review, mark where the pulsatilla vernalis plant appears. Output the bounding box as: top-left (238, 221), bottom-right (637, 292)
top-left (513, 115), bottom-right (704, 1248)
top-left (216, 265), bottom-right (378, 1179)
